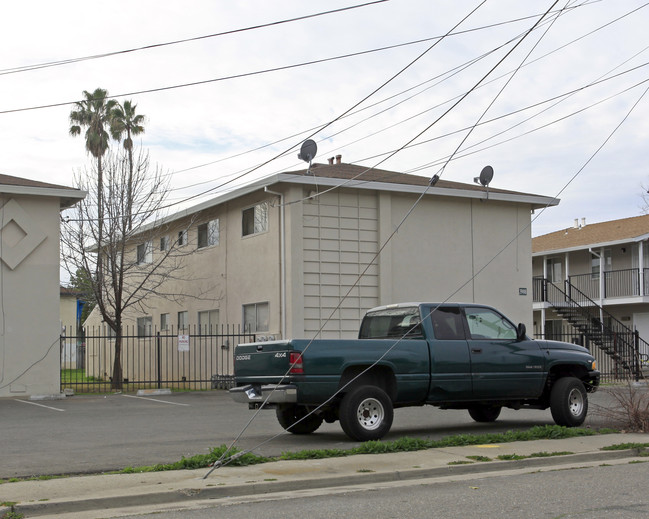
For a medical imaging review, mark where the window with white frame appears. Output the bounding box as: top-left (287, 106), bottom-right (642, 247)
top-left (198, 309), bottom-right (219, 333)
top-left (243, 302), bottom-right (269, 332)
top-left (160, 313), bottom-right (170, 331)
top-left (197, 219), bottom-right (219, 249)
top-left (136, 241), bottom-right (153, 264)
top-left (137, 316), bottom-right (153, 337)
top-left (160, 236), bottom-right (169, 252)
top-left (242, 202), bottom-right (268, 237)
top-left (177, 310), bottom-right (188, 331)
top-left (177, 229), bottom-right (187, 246)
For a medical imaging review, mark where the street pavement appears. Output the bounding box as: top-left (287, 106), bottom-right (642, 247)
top-left (1, 387), bottom-right (648, 518)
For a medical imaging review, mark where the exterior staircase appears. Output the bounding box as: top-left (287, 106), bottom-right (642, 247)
top-left (539, 279), bottom-right (647, 381)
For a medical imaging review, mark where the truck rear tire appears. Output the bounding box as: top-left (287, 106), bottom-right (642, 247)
top-left (550, 377), bottom-right (588, 427)
top-left (468, 405), bottom-right (502, 423)
top-left (339, 385), bottom-right (393, 441)
top-left (276, 404), bottom-right (323, 434)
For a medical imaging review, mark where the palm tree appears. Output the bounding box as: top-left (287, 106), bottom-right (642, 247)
top-left (110, 100), bottom-right (145, 230)
top-left (69, 88), bottom-right (117, 314)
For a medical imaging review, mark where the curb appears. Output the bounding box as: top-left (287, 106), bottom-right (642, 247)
top-left (11, 448), bottom-right (644, 518)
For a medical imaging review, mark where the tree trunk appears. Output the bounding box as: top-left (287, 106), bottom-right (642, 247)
top-left (111, 333), bottom-right (123, 390)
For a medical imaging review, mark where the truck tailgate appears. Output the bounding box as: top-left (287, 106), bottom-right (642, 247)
top-left (234, 340), bottom-right (294, 381)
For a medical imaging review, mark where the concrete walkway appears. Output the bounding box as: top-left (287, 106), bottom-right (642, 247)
top-left (2, 432), bottom-right (648, 519)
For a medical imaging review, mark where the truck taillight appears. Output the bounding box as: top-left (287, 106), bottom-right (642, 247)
top-left (289, 352), bottom-right (304, 374)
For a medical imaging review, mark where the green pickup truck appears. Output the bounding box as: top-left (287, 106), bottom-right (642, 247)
top-left (230, 303), bottom-right (600, 441)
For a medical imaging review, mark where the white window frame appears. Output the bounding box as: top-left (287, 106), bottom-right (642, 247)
top-left (177, 229), bottom-right (188, 247)
top-left (177, 310), bottom-right (188, 331)
top-left (242, 202), bottom-right (268, 237)
top-left (243, 302), bottom-right (269, 332)
top-left (137, 316), bottom-right (153, 337)
top-left (160, 236), bottom-right (169, 252)
top-left (197, 219), bottom-right (219, 249)
top-left (160, 313), bottom-right (170, 331)
top-left (198, 309), bottom-right (219, 333)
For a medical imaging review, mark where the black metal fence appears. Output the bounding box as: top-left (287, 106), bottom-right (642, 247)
top-left (60, 324), bottom-right (255, 393)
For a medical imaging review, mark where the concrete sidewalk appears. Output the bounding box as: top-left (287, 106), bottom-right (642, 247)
top-left (2, 433), bottom-right (648, 519)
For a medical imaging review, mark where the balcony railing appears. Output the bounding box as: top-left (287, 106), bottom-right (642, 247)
top-left (534, 268), bottom-right (643, 302)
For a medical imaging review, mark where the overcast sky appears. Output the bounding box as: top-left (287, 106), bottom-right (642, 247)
top-left (2, 0), bottom-right (648, 239)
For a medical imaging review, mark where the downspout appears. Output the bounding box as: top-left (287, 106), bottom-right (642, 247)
top-left (264, 186), bottom-right (286, 339)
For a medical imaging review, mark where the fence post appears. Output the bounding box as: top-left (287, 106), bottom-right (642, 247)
top-left (634, 329), bottom-right (640, 382)
top-left (157, 331), bottom-right (162, 389)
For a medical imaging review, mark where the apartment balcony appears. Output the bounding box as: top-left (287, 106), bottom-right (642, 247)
top-left (533, 268), bottom-right (649, 306)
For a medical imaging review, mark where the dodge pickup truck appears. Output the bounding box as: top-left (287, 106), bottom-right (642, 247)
top-left (230, 303), bottom-right (600, 441)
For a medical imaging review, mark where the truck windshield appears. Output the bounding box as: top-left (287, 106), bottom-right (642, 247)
top-left (359, 307), bottom-right (423, 339)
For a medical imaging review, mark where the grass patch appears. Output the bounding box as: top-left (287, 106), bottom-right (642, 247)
top-left (0, 425), bottom-right (617, 482)
top-left (466, 455), bottom-right (492, 462)
top-left (600, 442), bottom-right (649, 451)
top-left (448, 460), bottom-right (473, 465)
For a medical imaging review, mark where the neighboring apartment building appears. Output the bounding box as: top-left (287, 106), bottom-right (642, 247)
top-left (532, 214), bottom-right (649, 380)
top-left (0, 174), bottom-right (85, 397)
top-left (85, 160), bottom-right (555, 344)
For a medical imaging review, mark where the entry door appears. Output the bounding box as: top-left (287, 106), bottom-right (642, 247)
top-left (463, 306), bottom-right (545, 399)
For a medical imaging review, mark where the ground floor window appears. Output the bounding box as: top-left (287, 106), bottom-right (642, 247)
top-left (198, 309), bottom-right (219, 333)
top-left (177, 310), bottom-right (188, 331)
top-left (243, 302), bottom-right (269, 332)
top-left (137, 316), bottom-right (152, 337)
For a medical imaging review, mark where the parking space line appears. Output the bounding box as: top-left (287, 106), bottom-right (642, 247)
top-left (16, 400), bottom-right (65, 412)
top-left (121, 394), bottom-right (190, 406)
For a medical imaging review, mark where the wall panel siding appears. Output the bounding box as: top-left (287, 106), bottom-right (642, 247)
top-left (302, 191), bottom-right (379, 338)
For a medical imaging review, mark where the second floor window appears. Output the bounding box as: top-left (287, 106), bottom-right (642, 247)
top-left (160, 236), bottom-right (169, 251)
top-left (136, 241), bottom-right (152, 264)
top-left (198, 219), bottom-right (219, 248)
top-left (242, 202), bottom-right (268, 237)
top-left (178, 229), bottom-right (188, 246)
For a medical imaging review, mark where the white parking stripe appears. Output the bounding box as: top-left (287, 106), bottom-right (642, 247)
top-left (16, 400), bottom-right (65, 412)
top-left (121, 394), bottom-right (190, 406)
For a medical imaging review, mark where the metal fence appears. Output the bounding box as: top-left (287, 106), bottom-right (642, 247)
top-left (60, 324), bottom-right (255, 393)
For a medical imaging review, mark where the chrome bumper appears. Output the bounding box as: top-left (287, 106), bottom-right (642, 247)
top-left (229, 384), bottom-right (298, 404)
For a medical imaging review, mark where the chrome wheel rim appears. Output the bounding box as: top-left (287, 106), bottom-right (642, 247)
top-left (356, 397), bottom-right (384, 430)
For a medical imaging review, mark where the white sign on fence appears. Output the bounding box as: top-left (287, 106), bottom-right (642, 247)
top-left (178, 334), bottom-right (190, 352)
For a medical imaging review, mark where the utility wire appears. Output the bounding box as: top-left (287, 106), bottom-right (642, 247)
top-left (0, 1), bottom-right (389, 76)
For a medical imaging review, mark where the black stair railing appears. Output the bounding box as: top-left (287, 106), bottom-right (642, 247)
top-left (540, 278), bottom-right (644, 381)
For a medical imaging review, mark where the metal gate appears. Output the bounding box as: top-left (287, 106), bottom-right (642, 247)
top-left (60, 324), bottom-right (255, 393)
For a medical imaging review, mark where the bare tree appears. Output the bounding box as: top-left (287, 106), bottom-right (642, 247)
top-left (61, 148), bottom-right (213, 389)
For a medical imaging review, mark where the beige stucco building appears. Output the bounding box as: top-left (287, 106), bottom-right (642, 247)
top-left (0, 175), bottom-right (85, 398)
top-left (86, 162), bottom-right (556, 343)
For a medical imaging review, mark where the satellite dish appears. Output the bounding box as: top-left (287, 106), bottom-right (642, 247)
top-left (478, 165), bottom-right (494, 187)
top-left (297, 139), bottom-right (317, 163)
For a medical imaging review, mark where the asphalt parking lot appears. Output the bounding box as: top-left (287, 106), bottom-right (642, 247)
top-left (0, 388), bottom-right (622, 478)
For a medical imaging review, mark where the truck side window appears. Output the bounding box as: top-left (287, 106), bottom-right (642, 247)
top-left (430, 307), bottom-right (464, 340)
top-left (464, 307), bottom-right (517, 340)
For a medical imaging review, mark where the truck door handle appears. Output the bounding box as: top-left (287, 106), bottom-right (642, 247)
top-left (256, 344), bottom-right (263, 351)
top-left (471, 348), bottom-right (482, 354)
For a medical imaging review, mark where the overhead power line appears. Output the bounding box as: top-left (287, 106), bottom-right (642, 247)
top-left (0, 1), bottom-right (389, 76)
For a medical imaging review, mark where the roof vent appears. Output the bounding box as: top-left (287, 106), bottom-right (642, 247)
top-left (335, 154), bottom-right (342, 165)
top-left (328, 157), bottom-right (334, 165)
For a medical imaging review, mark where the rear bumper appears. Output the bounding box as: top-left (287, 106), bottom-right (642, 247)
top-left (229, 384), bottom-right (298, 404)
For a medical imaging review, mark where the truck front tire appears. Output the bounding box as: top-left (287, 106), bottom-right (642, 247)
top-left (276, 404), bottom-right (323, 434)
top-left (550, 377), bottom-right (588, 427)
top-left (339, 385), bottom-right (393, 441)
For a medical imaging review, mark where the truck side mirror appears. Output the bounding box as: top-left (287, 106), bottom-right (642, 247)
top-left (517, 323), bottom-right (526, 341)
